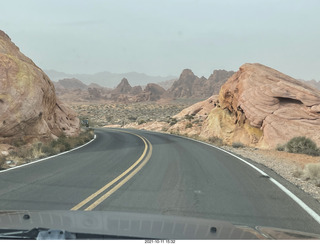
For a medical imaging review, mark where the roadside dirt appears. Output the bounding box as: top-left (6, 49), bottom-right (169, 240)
top-left (221, 146), bottom-right (320, 202)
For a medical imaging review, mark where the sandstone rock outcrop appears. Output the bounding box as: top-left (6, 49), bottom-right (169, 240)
top-left (0, 30), bottom-right (80, 145)
top-left (202, 63), bottom-right (320, 148)
top-left (174, 95), bottom-right (218, 119)
top-left (167, 69), bottom-right (198, 98)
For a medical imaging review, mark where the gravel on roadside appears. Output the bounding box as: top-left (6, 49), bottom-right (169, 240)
top-left (221, 146), bottom-right (320, 202)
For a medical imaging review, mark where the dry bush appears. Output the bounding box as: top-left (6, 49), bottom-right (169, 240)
top-left (161, 126), bottom-right (168, 132)
top-left (185, 123), bottom-right (193, 129)
top-left (138, 120), bottom-right (146, 125)
top-left (168, 118), bottom-right (177, 126)
top-left (232, 142), bottom-right (245, 148)
top-left (0, 155), bottom-right (6, 169)
top-left (304, 163), bottom-right (320, 182)
top-left (8, 129), bottom-right (95, 164)
top-left (293, 163), bottom-right (320, 187)
top-left (208, 136), bottom-right (224, 146)
top-left (285, 137), bottom-right (320, 156)
top-left (276, 144), bottom-right (285, 151)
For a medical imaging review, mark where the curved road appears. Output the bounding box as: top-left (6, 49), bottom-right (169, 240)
top-left (0, 128), bottom-right (320, 234)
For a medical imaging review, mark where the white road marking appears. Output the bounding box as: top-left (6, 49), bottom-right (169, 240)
top-left (0, 134), bottom-right (96, 174)
top-left (157, 131), bottom-right (320, 225)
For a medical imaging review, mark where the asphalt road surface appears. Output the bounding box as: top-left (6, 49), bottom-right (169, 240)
top-left (0, 128), bottom-right (320, 234)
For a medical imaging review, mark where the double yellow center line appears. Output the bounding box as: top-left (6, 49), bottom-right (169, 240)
top-left (71, 130), bottom-right (152, 211)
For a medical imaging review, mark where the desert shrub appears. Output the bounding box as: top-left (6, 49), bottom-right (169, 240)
top-left (304, 163), bottom-right (320, 180)
top-left (185, 123), bottom-right (193, 129)
top-left (12, 139), bottom-right (27, 147)
top-left (209, 136), bottom-right (223, 146)
top-left (16, 147), bottom-right (33, 159)
top-left (184, 114), bottom-right (194, 121)
top-left (161, 127), bottom-right (168, 132)
top-left (128, 116), bottom-right (137, 121)
top-left (0, 155), bottom-right (6, 169)
top-left (285, 137), bottom-right (320, 156)
top-left (60, 141), bottom-right (72, 152)
top-left (50, 139), bottom-right (59, 148)
top-left (169, 118), bottom-right (177, 126)
top-left (295, 163), bottom-right (320, 187)
top-left (232, 142), bottom-right (245, 148)
top-left (41, 145), bottom-right (57, 156)
top-left (138, 120), bottom-right (146, 125)
top-left (276, 144), bottom-right (285, 151)
top-left (30, 142), bottom-right (44, 158)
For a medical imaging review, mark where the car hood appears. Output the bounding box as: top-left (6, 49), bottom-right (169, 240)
top-left (0, 210), bottom-right (319, 240)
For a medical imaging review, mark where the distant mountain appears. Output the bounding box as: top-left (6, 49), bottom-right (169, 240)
top-left (299, 79), bottom-right (320, 90)
top-left (53, 78), bottom-right (88, 90)
top-left (44, 69), bottom-right (177, 88)
top-left (157, 79), bottom-right (177, 90)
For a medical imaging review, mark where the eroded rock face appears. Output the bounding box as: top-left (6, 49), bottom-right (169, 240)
top-left (174, 95), bottom-right (218, 119)
top-left (167, 69), bottom-right (196, 98)
top-left (166, 69), bottom-right (234, 99)
top-left (216, 63), bottom-right (320, 148)
top-left (0, 30), bottom-right (80, 145)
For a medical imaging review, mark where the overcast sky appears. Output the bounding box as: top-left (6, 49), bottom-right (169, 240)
top-left (1, 0), bottom-right (320, 80)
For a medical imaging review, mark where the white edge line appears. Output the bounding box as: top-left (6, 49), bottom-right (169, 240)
top-left (0, 134), bottom-right (97, 174)
top-left (137, 130), bottom-right (320, 225)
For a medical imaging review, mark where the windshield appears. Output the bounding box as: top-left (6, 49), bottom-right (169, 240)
top-left (1, 0), bottom-right (320, 241)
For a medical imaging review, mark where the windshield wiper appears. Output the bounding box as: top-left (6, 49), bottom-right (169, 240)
top-left (0, 228), bottom-right (76, 240)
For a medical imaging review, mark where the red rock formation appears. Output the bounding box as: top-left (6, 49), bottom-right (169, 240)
top-left (0, 30), bottom-right (80, 145)
top-left (167, 69), bottom-right (197, 98)
top-left (174, 95), bottom-right (218, 119)
top-left (217, 63), bottom-right (320, 148)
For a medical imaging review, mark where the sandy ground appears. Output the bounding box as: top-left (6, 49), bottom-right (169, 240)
top-left (221, 146), bottom-right (320, 202)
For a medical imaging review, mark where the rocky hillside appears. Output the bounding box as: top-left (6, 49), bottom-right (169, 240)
top-left (0, 30), bottom-right (80, 146)
top-left (194, 64), bottom-right (320, 148)
top-left (134, 83), bottom-right (166, 102)
top-left (167, 69), bottom-right (234, 99)
top-left (52, 68), bottom-right (234, 103)
top-left (126, 63), bottom-right (320, 149)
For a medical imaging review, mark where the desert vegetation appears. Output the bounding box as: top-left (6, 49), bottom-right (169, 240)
top-left (277, 136), bottom-right (320, 156)
top-left (72, 102), bottom-right (191, 127)
top-left (294, 163), bottom-right (320, 187)
top-left (0, 128), bottom-right (94, 170)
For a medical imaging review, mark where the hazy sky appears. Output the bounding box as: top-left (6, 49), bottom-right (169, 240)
top-left (1, 0), bottom-right (320, 79)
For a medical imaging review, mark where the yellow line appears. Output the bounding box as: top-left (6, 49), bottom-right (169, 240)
top-left (70, 130), bottom-right (151, 211)
top-left (85, 139), bottom-right (152, 210)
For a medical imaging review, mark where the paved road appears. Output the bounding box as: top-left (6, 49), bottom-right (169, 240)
top-left (0, 128), bottom-right (319, 234)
